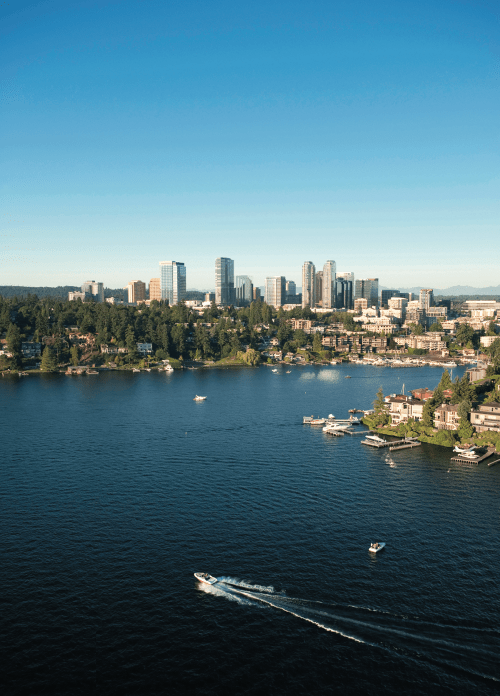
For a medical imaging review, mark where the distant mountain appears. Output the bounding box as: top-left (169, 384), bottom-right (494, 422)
top-left (382, 285), bottom-right (500, 296)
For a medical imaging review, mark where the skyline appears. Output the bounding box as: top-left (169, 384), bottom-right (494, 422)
top-left (1, 0), bottom-right (498, 289)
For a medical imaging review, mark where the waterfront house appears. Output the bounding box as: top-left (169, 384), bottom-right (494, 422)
top-left (433, 404), bottom-right (460, 431)
top-left (387, 397), bottom-right (424, 424)
top-left (470, 403), bottom-right (500, 433)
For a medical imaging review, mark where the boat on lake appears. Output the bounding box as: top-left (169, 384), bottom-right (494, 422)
top-left (369, 542), bottom-right (386, 553)
top-left (194, 572), bottom-right (218, 585)
top-left (194, 395), bottom-right (207, 401)
top-left (310, 418), bottom-right (326, 425)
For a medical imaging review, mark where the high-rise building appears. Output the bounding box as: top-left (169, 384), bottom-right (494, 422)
top-left (253, 287), bottom-right (262, 301)
top-left (335, 278), bottom-right (353, 309)
top-left (322, 260), bottom-right (337, 309)
top-left (381, 289), bottom-right (402, 306)
top-left (235, 275), bottom-right (253, 305)
top-left (81, 280), bottom-right (104, 303)
top-left (149, 278), bottom-right (161, 302)
top-left (302, 262), bottom-right (316, 308)
top-left (125, 280), bottom-right (146, 304)
top-left (215, 257), bottom-right (235, 305)
top-left (315, 271), bottom-right (323, 306)
top-left (419, 289), bottom-right (434, 311)
top-left (159, 261), bottom-right (186, 305)
top-left (265, 276), bottom-right (286, 308)
top-left (205, 292), bottom-right (215, 303)
top-left (354, 278), bottom-right (379, 307)
top-left (336, 271), bottom-right (354, 284)
top-left (286, 280), bottom-right (296, 295)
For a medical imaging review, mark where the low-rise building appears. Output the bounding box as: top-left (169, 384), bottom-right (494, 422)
top-left (136, 342), bottom-right (153, 355)
top-left (434, 404), bottom-right (460, 431)
top-left (470, 403), bottom-right (500, 433)
top-left (387, 397), bottom-right (424, 424)
top-left (21, 342), bottom-right (42, 357)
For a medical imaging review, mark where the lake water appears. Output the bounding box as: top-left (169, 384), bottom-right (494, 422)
top-left (1, 363), bottom-right (499, 695)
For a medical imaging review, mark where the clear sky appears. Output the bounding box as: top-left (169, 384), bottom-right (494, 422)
top-left (1, 0), bottom-right (498, 291)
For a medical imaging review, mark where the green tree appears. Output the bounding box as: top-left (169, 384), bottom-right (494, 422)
top-left (312, 332), bottom-right (323, 353)
top-left (40, 346), bottom-right (58, 372)
top-left (6, 323), bottom-right (22, 368)
top-left (429, 322), bottom-right (443, 332)
top-left (373, 387), bottom-right (385, 413)
top-left (70, 346), bottom-right (79, 366)
top-left (438, 369), bottom-right (452, 390)
top-left (457, 400), bottom-right (474, 440)
top-left (450, 374), bottom-right (472, 405)
top-left (456, 323), bottom-right (475, 346)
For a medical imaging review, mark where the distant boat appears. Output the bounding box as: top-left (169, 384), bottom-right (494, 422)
top-left (132, 368), bottom-right (140, 373)
top-left (345, 375), bottom-right (352, 379)
top-left (369, 542), bottom-right (386, 553)
top-left (194, 395), bottom-right (207, 401)
top-left (271, 369), bottom-right (278, 373)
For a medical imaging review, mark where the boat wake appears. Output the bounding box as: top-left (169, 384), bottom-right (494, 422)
top-left (199, 578), bottom-right (500, 684)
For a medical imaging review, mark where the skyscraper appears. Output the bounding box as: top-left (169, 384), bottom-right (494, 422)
top-left (302, 262), bottom-right (315, 308)
top-left (335, 278), bottom-right (353, 309)
top-left (124, 280), bottom-right (146, 304)
top-left (322, 260), bottom-right (337, 309)
top-left (235, 275), bottom-right (253, 305)
top-left (215, 257), bottom-right (235, 305)
top-left (419, 289), bottom-right (434, 310)
top-left (315, 271), bottom-right (323, 306)
top-left (286, 280), bottom-right (296, 296)
top-left (81, 280), bottom-right (104, 303)
top-left (354, 278), bottom-right (379, 307)
top-left (265, 276), bottom-right (286, 308)
top-left (159, 261), bottom-right (186, 305)
top-left (149, 278), bottom-right (161, 302)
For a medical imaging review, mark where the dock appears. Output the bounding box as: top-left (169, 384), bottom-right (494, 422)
top-left (488, 459), bottom-right (500, 467)
top-left (361, 437), bottom-right (418, 448)
top-left (389, 442), bottom-right (422, 451)
top-left (451, 448), bottom-right (496, 465)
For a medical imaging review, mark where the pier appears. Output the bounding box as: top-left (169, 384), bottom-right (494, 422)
top-left (361, 437), bottom-right (420, 448)
top-left (450, 448), bottom-right (496, 465)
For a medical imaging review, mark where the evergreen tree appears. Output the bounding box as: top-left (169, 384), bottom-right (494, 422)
top-left (70, 346), bottom-right (79, 366)
top-left (438, 369), bottom-right (452, 390)
top-left (373, 387), bottom-right (385, 413)
top-left (457, 400), bottom-right (474, 440)
top-left (313, 332), bottom-right (323, 353)
top-left (40, 346), bottom-right (57, 372)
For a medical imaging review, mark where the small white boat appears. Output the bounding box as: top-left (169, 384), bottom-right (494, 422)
top-left (303, 415), bottom-right (314, 423)
top-left (369, 542), bottom-right (386, 553)
top-left (271, 369), bottom-right (278, 373)
top-left (132, 368), bottom-right (140, 372)
top-left (310, 418), bottom-right (326, 425)
top-left (194, 395), bottom-right (207, 401)
top-left (365, 434), bottom-right (387, 444)
top-left (194, 572), bottom-right (218, 585)
top-left (286, 370), bottom-right (291, 373)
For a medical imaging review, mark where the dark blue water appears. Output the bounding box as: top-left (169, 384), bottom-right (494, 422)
top-left (1, 363), bottom-right (499, 695)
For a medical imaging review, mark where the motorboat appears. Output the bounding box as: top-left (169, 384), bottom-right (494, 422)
top-left (194, 395), bottom-right (207, 401)
top-left (271, 369), bottom-right (278, 373)
top-left (369, 542), bottom-right (386, 553)
top-left (132, 368), bottom-right (140, 372)
top-left (194, 572), bottom-right (218, 585)
top-left (164, 364), bottom-right (174, 372)
top-left (286, 370), bottom-right (291, 373)
top-left (364, 434), bottom-right (387, 444)
top-left (303, 416), bottom-right (314, 424)
top-left (310, 418), bottom-right (326, 425)
top-left (323, 422), bottom-right (352, 432)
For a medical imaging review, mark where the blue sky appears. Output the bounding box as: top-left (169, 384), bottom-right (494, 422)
top-left (1, 0), bottom-right (498, 290)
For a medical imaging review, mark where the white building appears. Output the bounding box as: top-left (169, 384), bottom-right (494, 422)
top-left (322, 260), bottom-right (336, 309)
top-left (265, 276), bottom-right (286, 308)
top-left (302, 261), bottom-right (316, 308)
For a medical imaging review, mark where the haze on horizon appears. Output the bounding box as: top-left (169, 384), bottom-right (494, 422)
top-left (1, 0), bottom-right (498, 291)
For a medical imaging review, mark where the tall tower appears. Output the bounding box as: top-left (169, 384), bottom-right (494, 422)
top-left (159, 261), bottom-right (186, 305)
top-left (302, 262), bottom-right (316, 308)
top-left (235, 276), bottom-right (253, 305)
top-left (265, 276), bottom-right (286, 308)
top-left (354, 278), bottom-right (379, 307)
top-left (322, 260), bottom-right (336, 309)
top-left (419, 289), bottom-right (434, 310)
top-left (215, 257), bottom-right (235, 305)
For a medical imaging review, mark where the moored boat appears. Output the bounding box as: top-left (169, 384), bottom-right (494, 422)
top-left (194, 572), bottom-right (218, 585)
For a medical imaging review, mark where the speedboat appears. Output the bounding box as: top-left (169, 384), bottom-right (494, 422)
top-left (271, 369), bottom-right (278, 373)
top-left (364, 434), bottom-right (387, 444)
top-left (194, 395), bottom-right (207, 401)
top-left (194, 572), bottom-right (218, 585)
top-left (369, 542), bottom-right (386, 553)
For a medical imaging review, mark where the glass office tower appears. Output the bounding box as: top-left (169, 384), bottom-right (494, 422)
top-left (159, 261), bottom-right (186, 305)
